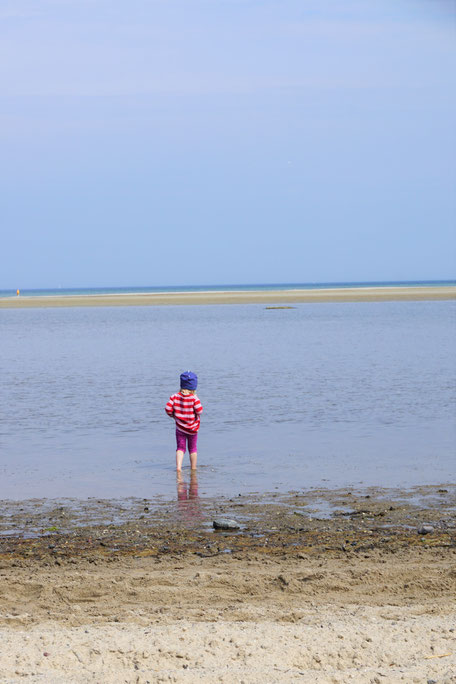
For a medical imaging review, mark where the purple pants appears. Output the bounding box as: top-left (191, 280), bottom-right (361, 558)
top-left (176, 428), bottom-right (198, 453)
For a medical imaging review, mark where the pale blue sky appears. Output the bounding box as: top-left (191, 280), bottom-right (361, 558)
top-left (1, 0), bottom-right (455, 289)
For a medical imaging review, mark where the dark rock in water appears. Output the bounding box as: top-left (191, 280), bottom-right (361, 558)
top-left (213, 519), bottom-right (240, 530)
top-left (417, 524), bottom-right (434, 535)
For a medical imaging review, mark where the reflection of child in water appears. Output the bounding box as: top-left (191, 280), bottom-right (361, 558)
top-left (177, 471), bottom-right (199, 501)
top-left (165, 371), bottom-right (203, 471)
top-left (176, 471), bottom-right (202, 523)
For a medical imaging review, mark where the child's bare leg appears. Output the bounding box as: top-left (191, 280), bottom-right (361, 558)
top-left (189, 451), bottom-right (197, 470)
top-left (176, 450), bottom-right (184, 471)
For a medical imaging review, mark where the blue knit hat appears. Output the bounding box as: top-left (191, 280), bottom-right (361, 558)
top-left (180, 371), bottom-right (198, 390)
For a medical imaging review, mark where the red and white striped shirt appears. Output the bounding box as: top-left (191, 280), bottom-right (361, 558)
top-left (165, 392), bottom-right (203, 434)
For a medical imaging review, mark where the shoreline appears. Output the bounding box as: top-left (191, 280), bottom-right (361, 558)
top-left (1, 485), bottom-right (455, 682)
top-left (1, 284), bottom-right (455, 308)
top-left (2, 483), bottom-right (454, 553)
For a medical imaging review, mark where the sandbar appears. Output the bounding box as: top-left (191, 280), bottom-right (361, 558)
top-left (1, 285), bottom-right (455, 308)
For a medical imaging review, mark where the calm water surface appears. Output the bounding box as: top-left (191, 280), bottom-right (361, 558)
top-left (1, 302), bottom-right (455, 499)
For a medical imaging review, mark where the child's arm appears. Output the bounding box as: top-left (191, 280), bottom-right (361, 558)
top-left (193, 395), bottom-right (203, 418)
top-left (165, 396), bottom-right (175, 417)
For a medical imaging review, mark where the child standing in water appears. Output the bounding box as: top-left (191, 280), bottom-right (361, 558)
top-left (165, 371), bottom-right (203, 471)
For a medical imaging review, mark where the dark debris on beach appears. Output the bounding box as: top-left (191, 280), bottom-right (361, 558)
top-left (1, 485), bottom-right (455, 565)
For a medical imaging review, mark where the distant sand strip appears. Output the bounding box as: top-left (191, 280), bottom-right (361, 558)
top-left (1, 285), bottom-right (455, 308)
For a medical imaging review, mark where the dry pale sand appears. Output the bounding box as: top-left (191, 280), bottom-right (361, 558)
top-left (1, 488), bottom-right (455, 683)
top-left (0, 550), bottom-right (455, 683)
top-left (1, 285), bottom-right (455, 308)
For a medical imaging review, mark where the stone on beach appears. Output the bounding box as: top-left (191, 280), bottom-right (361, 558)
top-left (417, 524), bottom-right (434, 535)
top-left (213, 519), bottom-right (240, 530)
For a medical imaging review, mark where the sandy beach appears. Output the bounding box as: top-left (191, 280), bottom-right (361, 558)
top-left (1, 285), bottom-right (455, 308)
top-left (1, 486), bottom-right (455, 682)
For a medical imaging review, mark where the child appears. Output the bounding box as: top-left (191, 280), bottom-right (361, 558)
top-left (165, 371), bottom-right (203, 471)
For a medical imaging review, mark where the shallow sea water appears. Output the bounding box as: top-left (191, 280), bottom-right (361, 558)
top-left (1, 301), bottom-right (455, 499)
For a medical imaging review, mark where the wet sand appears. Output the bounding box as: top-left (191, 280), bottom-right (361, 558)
top-left (1, 285), bottom-right (456, 308)
top-left (1, 485), bottom-right (455, 682)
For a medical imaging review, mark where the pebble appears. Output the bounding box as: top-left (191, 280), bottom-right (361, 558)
top-left (417, 524), bottom-right (434, 535)
top-left (213, 519), bottom-right (240, 530)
